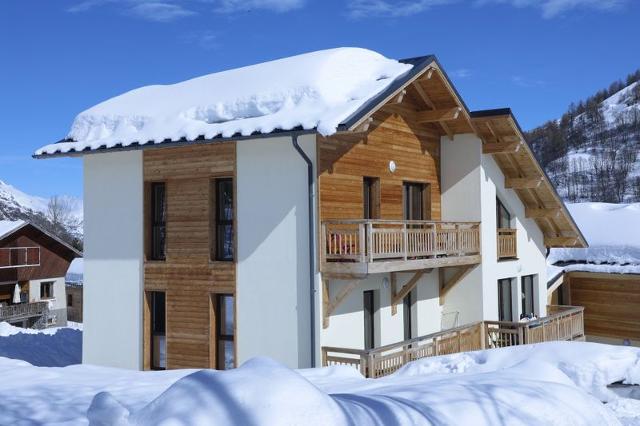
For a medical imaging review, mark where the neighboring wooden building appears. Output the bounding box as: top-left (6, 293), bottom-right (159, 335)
top-left (0, 220), bottom-right (82, 328)
top-left (36, 48), bottom-right (586, 371)
top-left (547, 203), bottom-right (640, 346)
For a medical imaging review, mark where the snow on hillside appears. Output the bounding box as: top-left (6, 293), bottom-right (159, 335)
top-left (0, 179), bottom-right (82, 222)
top-left (1, 342), bottom-right (640, 425)
top-left (36, 48), bottom-right (413, 155)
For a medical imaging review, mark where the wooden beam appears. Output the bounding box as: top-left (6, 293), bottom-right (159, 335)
top-left (412, 81), bottom-right (435, 109)
top-left (390, 272), bottom-right (398, 315)
top-left (439, 265), bottom-right (475, 305)
top-left (353, 117), bottom-right (373, 134)
top-left (483, 141), bottom-right (521, 154)
top-left (323, 279), bottom-right (362, 329)
top-left (392, 89), bottom-right (407, 104)
top-left (415, 107), bottom-right (461, 123)
top-left (391, 270), bottom-right (427, 310)
top-left (505, 177), bottom-right (543, 189)
top-left (545, 237), bottom-right (578, 247)
top-left (525, 208), bottom-right (562, 219)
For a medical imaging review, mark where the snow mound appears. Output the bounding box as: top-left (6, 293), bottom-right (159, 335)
top-left (89, 357), bottom-right (346, 426)
top-left (0, 322), bottom-right (81, 367)
top-left (36, 48), bottom-right (413, 155)
top-left (549, 202), bottom-right (640, 266)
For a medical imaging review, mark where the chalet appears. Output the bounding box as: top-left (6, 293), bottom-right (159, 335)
top-left (548, 203), bottom-right (640, 346)
top-left (0, 220), bottom-right (81, 328)
top-left (35, 48), bottom-right (587, 375)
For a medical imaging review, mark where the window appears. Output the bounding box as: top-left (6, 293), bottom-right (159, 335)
top-left (497, 278), bottom-right (513, 321)
top-left (363, 290), bottom-right (376, 350)
top-left (215, 294), bottom-right (235, 370)
top-left (150, 291), bottom-right (166, 370)
top-left (67, 294), bottom-right (73, 307)
top-left (150, 182), bottom-right (167, 261)
top-left (521, 275), bottom-right (536, 317)
top-left (403, 182), bottom-right (430, 221)
top-left (363, 177), bottom-right (380, 220)
top-left (40, 282), bottom-right (54, 299)
top-left (496, 198), bottom-right (512, 229)
top-left (214, 179), bottom-right (234, 261)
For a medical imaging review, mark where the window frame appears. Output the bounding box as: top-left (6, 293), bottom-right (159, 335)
top-left (521, 275), bottom-right (536, 317)
top-left (496, 197), bottom-right (512, 229)
top-left (150, 291), bottom-right (166, 370)
top-left (497, 278), bottom-right (514, 322)
top-left (40, 281), bottom-right (54, 299)
top-left (362, 176), bottom-right (380, 220)
top-left (149, 182), bottom-right (167, 261)
top-left (215, 293), bottom-right (235, 370)
top-left (213, 178), bottom-right (234, 262)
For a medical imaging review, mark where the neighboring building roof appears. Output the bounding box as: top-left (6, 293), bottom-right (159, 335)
top-left (0, 220), bottom-right (26, 240)
top-left (0, 220), bottom-right (82, 258)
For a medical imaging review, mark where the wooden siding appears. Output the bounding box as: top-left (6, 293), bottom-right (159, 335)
top-left (318, 104), bottom-right (441, 223)
top-left (143, 142), bottom-right (236, 370)
top-left (0, 226), bottom-right (76, 283)
top-left (566, 272), bottom-right (640, 340)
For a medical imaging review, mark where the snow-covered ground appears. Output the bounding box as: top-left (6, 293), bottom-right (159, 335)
top-left (0, 321), bottom-right (82, 367)
top-left (549, 202), bottom-right (640, 276)
top-left (1, 339), bottom-right (640, 425)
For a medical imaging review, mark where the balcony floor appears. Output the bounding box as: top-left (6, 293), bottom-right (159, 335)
top-left (322, 254), bottom-right (482, 275)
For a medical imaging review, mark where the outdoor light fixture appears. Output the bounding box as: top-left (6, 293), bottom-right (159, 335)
top-left (389, 160), bottom-right (397, 173)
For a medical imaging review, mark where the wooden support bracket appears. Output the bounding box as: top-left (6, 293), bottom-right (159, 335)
top-left (545, 237), bottom-right (578, 247)
top-left (439, 265), bottom-right (476, 305)
top-left (505, 177), bottom-right (543, 189)
top-left (525, 208), bottom-right (562, 219)
top-left (482, 141), bottom-right (521, 154)
top-left (322, 278), bottom-right (362, 329)
top-left (391, 270), bottom-right (429, 315)
top-left (415, 107), bottom-right (462, 123)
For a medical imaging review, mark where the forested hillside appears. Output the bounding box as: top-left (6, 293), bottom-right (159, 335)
top-left (526, 70), bottom-right (640, 203)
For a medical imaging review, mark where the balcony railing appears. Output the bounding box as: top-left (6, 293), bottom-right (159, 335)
top-left (322, 305), bottom-right (584, 378)
top-left (0, 247), bottom-right (40, 269)
top-left (321, 220), bottom-right (481, 274)
top-left (497, 228), bottom-right (517, 259)
top-left (0, 301), bottom-right (49, 322)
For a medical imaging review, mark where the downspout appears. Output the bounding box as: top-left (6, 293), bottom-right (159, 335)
top-left (291, 134), bottom-right (317, 367)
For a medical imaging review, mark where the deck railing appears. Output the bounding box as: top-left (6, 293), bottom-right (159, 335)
top-left (0, 301), bottom-right (49, 322)
top-left (0, 247), bottom-right (40, 269)
top-left (322, 220), bottom-right (481, 264)
top-left (322, 305), bottom-right (584, 378)
top-left (497, 228), bottom-right (517, 259)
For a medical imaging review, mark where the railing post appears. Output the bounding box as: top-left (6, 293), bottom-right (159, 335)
top-left (368, 353), bottom-right (376, 378)
top-left (367, 222), bottom-right (373, 263)
top-left (359, 222), bottom-right (366, 263)
top-left (456, 224), bottom-right (462, 256)
top-left (403, 223), bottom-right (408, 260)
top-left (320, 222), bottom-right (327, 265)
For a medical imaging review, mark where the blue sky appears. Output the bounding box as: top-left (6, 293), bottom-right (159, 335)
top-left (1, 0), bottom-right (639, 199)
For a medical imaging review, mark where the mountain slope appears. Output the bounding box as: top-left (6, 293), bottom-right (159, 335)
top-left (527, 70), bottom-right (640, 203)
top-left (0, 180), bottom-right (83, 250)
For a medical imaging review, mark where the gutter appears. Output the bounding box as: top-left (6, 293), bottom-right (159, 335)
top-left (291, 134), bottom-right (317, 367)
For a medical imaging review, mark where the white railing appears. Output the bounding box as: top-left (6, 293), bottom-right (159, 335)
top-left (322, 220), bottom-right (481, 264)
top-left (0, 247), bottom-right (40, 269)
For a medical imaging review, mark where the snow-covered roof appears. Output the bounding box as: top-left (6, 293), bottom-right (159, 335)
top-left (0, 220), bottom-right (25, 240)
top-left (548, 203), bottom-right (640, 278)
top-left (35, 48), bottom-right (416, 156)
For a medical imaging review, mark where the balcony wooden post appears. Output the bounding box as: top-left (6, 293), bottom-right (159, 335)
top-left (359, 223), bottom-right (366, 263)
top-left (402, 223), bottom-right (408, 260)
top-left (367, 222), bottom-right (373, 263)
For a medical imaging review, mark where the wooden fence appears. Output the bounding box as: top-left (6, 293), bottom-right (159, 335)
top-left (322, 305), bottom-right (584, 378)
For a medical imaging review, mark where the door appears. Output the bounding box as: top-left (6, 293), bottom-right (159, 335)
top-left (403, 182), bottom-right (424, 221)
top-left (497, 279), bottom-right (513, 322)
top-left (521, 275), bottom-right (535, 318)
top-left (210, 293), bottom-right (236, 370)
top-left (363, 290), bottom-right (375, 350)
top-left (403, 291), bottom-right (412, 340)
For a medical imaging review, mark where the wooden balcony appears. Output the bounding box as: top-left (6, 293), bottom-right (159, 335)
top-left (322, 305), bottom-right (584, 378)
top-left (321, 220), bottom-right (481, 275)
top-left (0, 301), bottom-right (49, 323)
top-left (497, 228), bottom-right (517, 259)
top-left (0, 247), bottom-right (40, 269)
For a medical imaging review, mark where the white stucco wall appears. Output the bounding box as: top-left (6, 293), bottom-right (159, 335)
top-left (29, 277), bottom-right (66, 311)
top-left (440, 134), bottom-right (485, 325)
top-left (480, 153), bottom-right (548, 320)
top-left (83, 151), bottom-right (144, 370)
top-left (321, 271), bottom-right (441, 350)
top-left (236, 135), bottom-right (316, 369)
